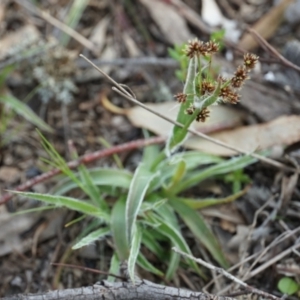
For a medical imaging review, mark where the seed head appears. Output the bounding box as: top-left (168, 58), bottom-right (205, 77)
top-left (243, 53), bottom-right (259, 70)
top-left (231, 65), bottom-right (248, 88)
top-left (201, 80), bottom-right (215, 95)
top-left (196, 107), bottom-right (210, 122)
top-left (174, 92), bottom-right (187, 103)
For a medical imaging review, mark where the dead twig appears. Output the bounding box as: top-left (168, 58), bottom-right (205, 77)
top-left (247, 28), bottom-right (300, 73)
top-left (204, 226), bottom-right (300, 292)
top-left (173, 247), bottom-right (280, 300)
top-left (14, 0), bottom-right (95, 51)
top-left (0, 136), bottom-right (165, 205)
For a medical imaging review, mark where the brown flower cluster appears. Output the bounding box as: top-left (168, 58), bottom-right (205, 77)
top-left (185, 39), bottom-right (219, 59)
top-left (186, 104), bottom-right (196, 115)
top-left (174, 92), bottom-right (187, 103)
top-left (218, 53), bottom-right (258, 104)
top-left (196, 108), bottom-right (210, 122)
top-left (200, 80), bottom-right (215, 95)
top-left (243, 53), bottom-right (259, 70)
top-left (219, 84), bottom-right (240, 104)
top-left (174, 39), bottom-right (259, 122)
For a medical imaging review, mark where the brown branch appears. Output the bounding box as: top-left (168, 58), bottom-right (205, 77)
top-left (247, 28), bottom-right (300, 72)
top-left (1, 280), bottom-right (236, 300)
top-left (0, 136), bottom-right (165, 205)
top-left (13, 0), bottom-right (95, 51)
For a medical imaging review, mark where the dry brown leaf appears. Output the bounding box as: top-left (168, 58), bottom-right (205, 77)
top-left (89, 16), bottom-right (110, 56)
top-left (99, 39), bottom-right (118, 73)
top-left (125, 102), bottom-right (244, 137)
top-left (239, 0), bottom-right (294, 51)
top-left (139, 0), bottom-right (193, 44)
top-left (122, 32), bottom-right (141, 57)
top-left (186, 115), bottom-right (300, 156)
top-left (0, 24), bottom-right (40, 60)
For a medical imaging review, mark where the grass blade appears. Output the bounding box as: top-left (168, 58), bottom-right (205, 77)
top-left (11, 191), bottom-right (109, 221)
top-left (128, 225), bottom-right (142, 283)
top-left (77, 163), bottom-right (108, 210)
top-left (126, 163), bottom-right (157, 243)
top-left (179, 188), bottom-right (248, 209)
top-left (72, 227), bottom-right (110, 249)
top-left (174, 155), bottom-right (257, 194)
top-left (0, 94), bottom-right (53, 132)
top-left (137, 253), bottom-right (164, 277)
top-left (51, 168), bottom-right (132, 195)
top-left (111, 196), bottom-right (129, 261)
top-left (150, 151), bottom-right (222, 192)
top-left (148, 212), bottom-right (206, 279)
top-left (107, 253), bottom-right (120, 282)
top-left (170, 197), bottom-right (229, 268)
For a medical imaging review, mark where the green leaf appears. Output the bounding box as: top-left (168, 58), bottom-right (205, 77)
top-left (60, 0), bottom-right (89, 46)
top-left (170, 198), bottom-right (228, 268)
top-left (150, 151), bottom-right (222, 192)
top-left (0, 95), bottom-right (53, 132)
top-left (107, 253), bottom-right (120, 282)
top-left (77, 164), bottom-right (108, 210)
top-left (147, 212), bottom-right (206, 280)
top-left (174, 155), bottom-right (257, 194)
top-left (11, 191), bottom-right (109, 221)
top-left (128, 225), bottom-right (142, 283)
top-left (72, 227), bottom-right (110, 249)
top-left (166, 250), bottom-right (180, 280)
top-left (142, 143), bottom-right (160, 169)
top-left (141, 229), bottom-right (165, 260)
top-left (111, 196), bottom-right (129, 261)
top-left (51, 168), bottom-right (132, 195)
top-left (278, 277), bottom-right (300, 295)
top-left (179, 188), bottom-right (247, 209)
top-left (137, 253), bottom-right (164, 277)
top-left (126, 163), bottom-right (157, 243)
top-left (168, 159), bottom-right (186, 189)
top-left (154, 201), bottom-right (179, 229)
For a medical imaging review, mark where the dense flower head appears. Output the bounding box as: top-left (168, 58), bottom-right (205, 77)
top-left (243, 53), bottom-right (259, 70)
top-left (174, 92), bottom-right (187, 103)
top-left (200, 80), bottom-right (215, 95)
top-left (176, 39), bottom-right (259, 124)
top-left (196, 107), bottom-right (210, 122)
top-left (219, 85), bottom-right (240, 104)
top-left (185, 38), bottom-right (219, 58)
top-left (231, 65), bottom-right (249, 88)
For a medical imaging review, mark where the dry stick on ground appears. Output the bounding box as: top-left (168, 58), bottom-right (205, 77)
top-left (1, 281), bottom-right (236, 300)
top-left (247, 28), bottom-right (300, 72)
top-left (0, 136), bottom-right (164, 205)
top-left (173, 247), bottom-right (280, 300)
top-left (78, 54), bottom-right (298, 174)
top-left (203, 226), bottom-right (300, 292)
top-left (13, 0), bottom-right (95, 51)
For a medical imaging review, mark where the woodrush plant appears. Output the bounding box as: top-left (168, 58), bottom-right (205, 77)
top-left (12, 39), bottom-right (259, 282)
